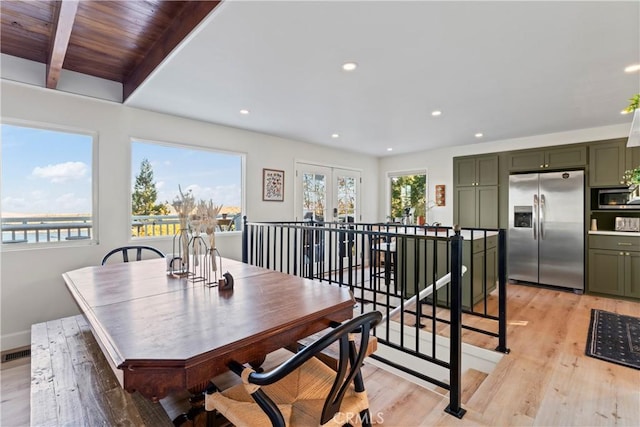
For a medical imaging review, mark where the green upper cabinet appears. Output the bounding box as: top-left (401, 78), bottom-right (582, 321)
top-left (627, 146), bottom-right (640, 171)
top-left (454, 155), bottom-right (498, 187)
top-left (506, 150), bottom-right (545, 172)
top-left (453, 155), bottom-right (499, 229)
top-left (588, 138), bottom-right (628, 187)
top-left (508, 145), bottom-right (587, 172)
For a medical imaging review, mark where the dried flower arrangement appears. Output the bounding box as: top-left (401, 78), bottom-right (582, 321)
top-left (171, 186), bottom-right (196, 230)
top-left (169, 186), bottom-right (196, 272)
top-left (197, 199), bottom-right (223, 271)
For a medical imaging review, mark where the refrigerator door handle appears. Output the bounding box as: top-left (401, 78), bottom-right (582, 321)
top-left (540, 194), bottom-right (546, 240)
top-left (533, 194), bottom-right (538, 240)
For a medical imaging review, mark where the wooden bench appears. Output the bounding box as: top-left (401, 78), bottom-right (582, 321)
top-left (31, 315), bottom-right (173, 426)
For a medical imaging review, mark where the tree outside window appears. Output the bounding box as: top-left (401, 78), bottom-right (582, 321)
top-left (132, 159), bottom-right (170, 216)
top-left (389, 173), bottom-right (427, 221)
top-left (131, 140), bottom-right (244, 237)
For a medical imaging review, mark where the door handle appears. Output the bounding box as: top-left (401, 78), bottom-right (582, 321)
top-left (533, 194), bottom-right (538, 240)
top-left (539, 194), bottom-right (545, 240)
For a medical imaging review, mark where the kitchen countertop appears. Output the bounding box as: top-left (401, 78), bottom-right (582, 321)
top-left (588, 230), bottom-right (640, 237)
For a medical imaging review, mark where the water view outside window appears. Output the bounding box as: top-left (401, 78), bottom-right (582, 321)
top-left (1, 123), bottom-right (94, 244)
top-left (131, 140), bottom-right (244, 238)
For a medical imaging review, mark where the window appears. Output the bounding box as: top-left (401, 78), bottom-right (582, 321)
top-left (295, 162), bottom-right (361, 223)
top-left (131, 140), bottom-right (244, 238)
top-left (388, 171), bottom-right (427, 224)
top-left (1, 123), bottom-right (95, 245)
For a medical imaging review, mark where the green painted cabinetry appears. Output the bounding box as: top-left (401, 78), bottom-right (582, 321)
top-left (507, 145), bottom-right (586, 172)
top-left (454, 155), bottom-right (499, 187)
top-left (627, 146), bottom-right (640, 171)
top-left (454, 185), bottom-right (499, 228)
top-left (588, 234), bottom-right (640, 299)
top-left (397, 233), bottom-right (498, 309)
top-left (588, 139), bottom-right (627, 187)
top-left (453, 155), bottom-right (499, 228)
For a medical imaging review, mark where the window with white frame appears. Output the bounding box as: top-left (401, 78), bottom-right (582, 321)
top-left (388, 170), bottom-right (428, 224)
top-left (130, 139), bottom-right (244, 238)
top-left (1, 123), bottom-right (95, 245)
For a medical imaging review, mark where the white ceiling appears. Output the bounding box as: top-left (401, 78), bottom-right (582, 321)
top-left (125, 0), bottom-right (640, 157)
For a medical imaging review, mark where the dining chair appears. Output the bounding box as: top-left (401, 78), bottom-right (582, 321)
top-left (101, 245), bottom-right (165, 265)
top-left (205, 310), bottom-right (382, 427)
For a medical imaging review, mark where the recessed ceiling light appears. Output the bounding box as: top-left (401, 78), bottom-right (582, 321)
top-left (475, 133), bottom-right (483, 138)
top-left (387, 148), bottom-right (393, 152)
top-left (239, 109), bottom-right (249, 115)
top-left (431, 111), bottom-right (442, 117)
top-left (331, 133), bottom-right (340, 139)
top-left (342, 62), bottom-right (358, 71)
top-left (624, 64), bottom-right (640, 73)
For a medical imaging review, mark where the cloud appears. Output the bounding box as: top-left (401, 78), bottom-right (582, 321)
top-left (55, 193), bottom-right (90, 212)
top-left (31, 161), bottom-right (88, 183)
top-left (1, 196), bottom-right (28, 211)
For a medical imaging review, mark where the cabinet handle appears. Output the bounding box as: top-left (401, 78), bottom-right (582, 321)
top-left (618, 242), bottom-right (633, 246)
top-left (540, 165), bottom-right (544, 168)
top-left (620, 252), bottom-right (624, 255)
top-left (626, 252), bottom-right (631, 256)
top-left (545, 164), bottom-right (549, 168)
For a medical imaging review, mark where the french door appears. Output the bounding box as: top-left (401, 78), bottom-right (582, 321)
top-left (295, 163), bottom-right (361, 223)
top-left (295, 163), bottom-right (361, 273)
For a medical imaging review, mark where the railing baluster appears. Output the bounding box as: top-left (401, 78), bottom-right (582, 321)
top-left (241, 219), bottom-right (508, 421)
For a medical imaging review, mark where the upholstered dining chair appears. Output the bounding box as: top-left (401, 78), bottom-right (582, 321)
top-left (101, 245), bottom-right (165, 265)
top-left (205, 310), bottom-right (382, 427)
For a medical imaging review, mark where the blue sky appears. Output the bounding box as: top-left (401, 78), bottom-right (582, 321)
top-left (1, 124), bottom-right (93, 215)
top-left (1, 124), bottom-right (242, 216)
top-left (131, 140), bottom-right (242, 211)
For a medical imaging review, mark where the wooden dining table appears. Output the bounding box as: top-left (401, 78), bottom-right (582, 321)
top-left (63, 257), bottom-right (355, 402)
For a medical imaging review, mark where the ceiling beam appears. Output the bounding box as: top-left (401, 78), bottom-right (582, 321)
top-left (123, 0), bottom-right (222, 101)
top-left (46, 0), bottom-right (79, 89)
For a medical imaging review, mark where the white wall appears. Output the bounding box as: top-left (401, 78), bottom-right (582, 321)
top-left (1, 79), bottom-right (631, 351)
top-left (0, 80), bottom-right (380, 350)
top-left (378, 124), bottom-right (630, 226)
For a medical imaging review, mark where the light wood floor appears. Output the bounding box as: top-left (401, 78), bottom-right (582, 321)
top-left (2, 283), bottom-right (639, 426)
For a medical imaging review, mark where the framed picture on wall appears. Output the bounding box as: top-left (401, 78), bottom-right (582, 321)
top-left (263, 168), bottom-right (285, 201)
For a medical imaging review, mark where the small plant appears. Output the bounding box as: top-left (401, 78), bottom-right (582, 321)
top-left (622, 166), bottom-right (640, 186)
top-left (623, 94), bottom-right (640, 114)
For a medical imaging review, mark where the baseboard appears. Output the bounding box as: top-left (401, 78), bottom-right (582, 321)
top-left (1, 329), bottom-right (30, 352)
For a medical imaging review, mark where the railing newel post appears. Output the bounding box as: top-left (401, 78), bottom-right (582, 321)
top-left (445, 225), bottom-right (466, 419)
top-left (496, 228), bottom-right (510, 354)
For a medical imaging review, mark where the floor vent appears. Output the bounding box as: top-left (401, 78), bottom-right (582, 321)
top-left (1, 348), bottom-right (31, 363)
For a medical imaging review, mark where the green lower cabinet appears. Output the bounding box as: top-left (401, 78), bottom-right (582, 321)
top-left (588, 249), bottom-right (639, 298)
top-left (397, 235), bottom-right (497, 310)
top-left (588, 249), bottom-right (625, 296)
top-left (625, 251), bottom-right (640, 298)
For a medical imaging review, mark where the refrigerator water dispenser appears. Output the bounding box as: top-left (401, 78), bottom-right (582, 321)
top-left (513, 206), bottom-right (533, 228)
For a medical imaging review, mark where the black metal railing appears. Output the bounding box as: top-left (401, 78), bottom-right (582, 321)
top-left (242, 217), bottom-right (509, 418)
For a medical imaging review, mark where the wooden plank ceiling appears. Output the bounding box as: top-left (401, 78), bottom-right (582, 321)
top-left (0, 0), bottom-right (222, 100)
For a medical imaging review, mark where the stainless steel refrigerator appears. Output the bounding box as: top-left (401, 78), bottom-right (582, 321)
top-left (508, 170), bottom-right (584, 291)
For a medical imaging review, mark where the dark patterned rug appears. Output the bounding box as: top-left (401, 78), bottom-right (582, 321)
top-left (585, 309), bottom-right (640, 370)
